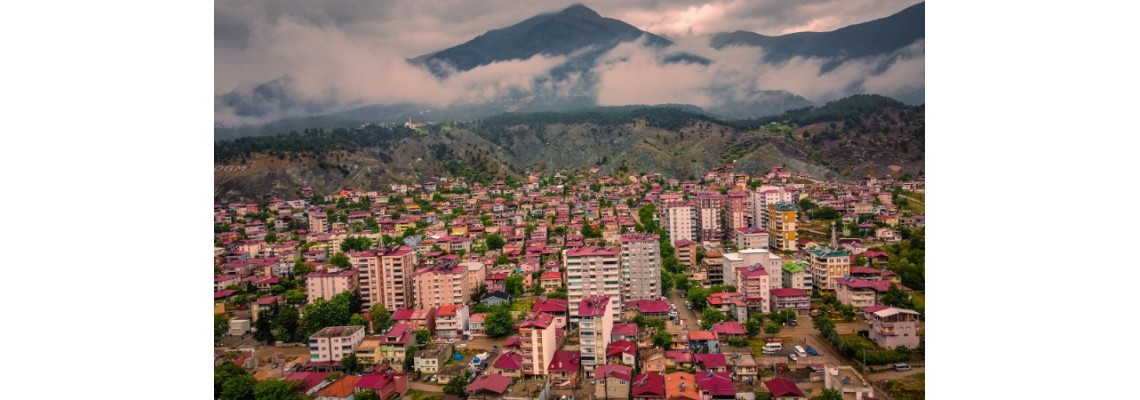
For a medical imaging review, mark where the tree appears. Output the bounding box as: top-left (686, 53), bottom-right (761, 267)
top-left (486, 234), bottom-right (505, 250)
top-left (505, 274), bottom-right (524, 298)
top-left (274, 305), bottom-right (300, 343)
top-left (215, 314), bottom-right (230, 344)
top-left (264, 230), bottom-right (278, 244)
top-left (700, 308), bottom-right (727, 329)
top-left (415, 329), bottom-right (432, 346)
top-left (341, 236), bottom-right (373, 252)
top-left (444, 370), bottom-right (471, 395)
top-left (814, 388), bottom-right (843, 400)
top-left (349, 314), bottom-right (369, 330)
top-left (484, 306), bottom-right (515, 338)
top-left (672, 274), bottom-right (691, 292)
top-left (764, 321), bottom-right (782, 336)
top-left (341, 353), bottom-right (360, 374)
top-left (660, 272), bottom-right (673, 293)
top-left (254, 310), bottom-right (275, 345)
top-left (219, 373), bottom-right (255, 400)
top-left (879, 283), bottom-right (915, 309)
top-left (215, 362), bottom-right (250, 399)
top-left (253, 379), bottom-right (304, 400)
top-left (653, 329), bottom-right (673, 349)
top-left (686, 287), bottom-right (709, 311)
top-left (283, 289), bottom-right (306, 305)
top-left (547, 286), bottom-right (568, 299)
top-left (369, 302), bottom-right (393, 333)
top-left (746, 315), bottom-right (763, 337)
top-left (330, 252), bottom-right (351, 269)
top-left (356, 389), bottom-right (381, 400)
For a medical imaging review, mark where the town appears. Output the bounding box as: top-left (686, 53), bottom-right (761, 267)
top-left (214, 165), bottom-right (926, 400)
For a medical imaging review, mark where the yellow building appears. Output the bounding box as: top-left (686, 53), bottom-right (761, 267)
top-left (767, 203), bottom-right (798, 251)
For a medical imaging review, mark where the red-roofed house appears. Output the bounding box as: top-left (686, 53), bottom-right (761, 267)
top-left (434, 304), bottom-right (469, 338)
top-left (632, 372), bottom-right (665, 399)
top-left (835, 277), bottom-right (912, 308)
top-left (392, 308), bottom-right (435, 334)
top-left (468, 313), bottom-right (486, 336)
top-left (764, 377), bottom-right (807, 400)
top-left (693, 353), bottom-right (728, 373)
top-left (540, 270), bottom-right (563, 292)
top-left (695, 371), bottom-right (736, 399)
top-left (531, 298), bottom-right (569, 329)
top-left (710, 321), bottom-right (746, 340)
top-left (611, 323), bottom-right (638, 342)
top-left (578, 296), bottom-right (614, 377)
top-left (284, 371), bottom-right (332, 395)
top-left (606, 339), bottom-right (637, 365)
top-left (626, 299), bottom-right (671, 319)
top-left (466, 373), bottom-right (513, 398)
top-left (517, 312), bottom-right (557, 376)
top-left (548, 350), bottom-right (581, 386)
top-left (355, 371), bottom-right (408, 400)
top-left (485, 272), bottom-right (508, 293)
top-left (769, 288), bottom-right (811, 314)
top-left (316, 374), bottom-right (361, 399)
top-left (595, 364), bottom-right (633, 399)
top-left (735, 263), bottom-right (771, 314)
top-left (492, 351), bottom-right (524, 377)
top-left (665, 349), bottom-right (694, 369)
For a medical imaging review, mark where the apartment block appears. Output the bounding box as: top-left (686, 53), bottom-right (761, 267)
top-left (308, 326), bottom-right (365, 363)
top-left (564, 247), bottom-right (622, 323)
top-left (766, 203), bottom-right (798, 251)
top-left (620, 233), bottom-right (662, 303)
top-left (578, 296), bottom-right (615, 378)
top-left (306, 269), bottom-right (358, 303)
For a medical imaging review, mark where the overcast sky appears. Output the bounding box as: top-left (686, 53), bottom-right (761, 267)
top-left (215, 1), bottom-right (923, 123)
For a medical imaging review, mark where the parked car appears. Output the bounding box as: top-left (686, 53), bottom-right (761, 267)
top-left (806, 347), bottom-right (819, 356)
top-left (893, 363), bottom-right (912, 372)
top-left (788, 354), bottom-right (798, 362)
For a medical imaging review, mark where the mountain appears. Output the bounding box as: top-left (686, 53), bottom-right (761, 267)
top-left (214, 95), bottom-right (924, 199)
top-left (711, 2), bottom-right (924, 68)
top-left (411, 4), bottom-right (675, 77)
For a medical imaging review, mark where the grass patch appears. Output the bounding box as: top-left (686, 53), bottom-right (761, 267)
top-left (884, 373), bottom-right (924, 400)
top-left (510, 299), bottom-right (534, 312)
top-left (910, 293), bottom-right (925, 312)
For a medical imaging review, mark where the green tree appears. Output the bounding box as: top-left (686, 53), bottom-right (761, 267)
top-left (444, 370), bottom-right (471, 395)
top-left (369, 302), bottom-right (393, 333)
top-left (653, 329), bottom-right (673, 349)
top-left (547, 286), bottom-right (568, 299)
top-left (340, 237), bottom-right (373, 252)
top-left (330, 252), bottom-right (351, 269)
top-left (673, 274), bottom-right (691, 292)
top-left (254, 310), bottom-right (275, 345)
top-left (415, 329), bottom-right (432, 346)
top-left (215, 314), bottom-right (230, 344)
top-left (764, 321), bottom-right (783, 336)
top-left (264, 230), bottom-right (278, 244)
top-left (660, 271), bottom-right (674, 293)
top-left (505, 274), bottom-right (524, 298)
top-left (746, 315), bottom-right (763, 338)
top-left (356, 389), bottom-right (381, 400)
top-left (219, 373), bottom-right (256, 400)
top-left (292, 257), bottom-right (312, 277)
top-left (484, 306), bottom-right (515, 338)
top-left (486, 234), bottom-right (505, 250)
top-left (700, 308), bottom-right (727, 329)
top-left (274, 305), bottom-right (301, 343)
top-left (341, 353), bottom-right (360, 373)
top-left (686, 287), bottom-right (710, 311)
top-left (879, 283), bottom-right (915, 309)
top-left (283, 289), bottom-right (306, 305)
top-left (215, 362), bottom-right (250, 399)
top-left (814, 388), bottom-right (843, 400)
top-left (253, 379), bottom-right (304, 400)
top-left (349, 314), bottom-right (369, 330)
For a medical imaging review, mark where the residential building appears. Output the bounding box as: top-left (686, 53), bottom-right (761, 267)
top-left (734, 227), bottom-right (769, 251)
top-left (722, 348), bottom-right (758, 382)
top-left (579, 296), bottom-right (615, 377)
top-left (433, 304), bottom-right (469, 338)
top-left (770, 288), bottom-right (811, 314)
top-left (868, 307), bottom-right (922, 349)
top-left (485, 272), bottom-right (507, 293)
top-left (285, 372), bottom-right (333, 396)
top-left (661, 200), bottom-right (697, 243)
top-left (493, 351), bottom-right (524, 377)
top-left (632, 372), bottom-right (665, 400)
top-left (309, 212), bottom-right (328, 234)
top-left (664, 372), bottom-right (699, 400)
top-left (540, 270), bottom-right (563, 292)
top-left (673, 240), bottom-right (697, 268)
top-left (722, 248), bottom-right (783, 292)
top-left (354, 371), bottom-right (408, 400)
top-left (752, 187), bottom-right (796, 229)
top-left (308, 326), bottom-right (366, 363)
top-left (781, 261), bottom-right (813, 290)
top-left (517, 312), bottom-right (558, 376)
top-left (564, 247), bottom-right (622, 323)
top-left (391, 308), bottom-right (434, 333)
top-left (468, 313), bottom-right (486, 336)
top-left (316, 375), bottom-right (361, 400)
top-left (250, 295), bottom-right (280, 324)
top-left (694, 353), bottom-right (728, 373)
top-left (349, 251), bottom-right (381, 308)
top-left (606, 339), bottom-right (637, 366)
top-left (595, 364), bottom-right (633, 400)
top-left (306, 269), bottom-right (358, 303)
top-left (626, 299), bottom-right (671, 319)
top-left (611, 322), bottom-right (638, 342)
top-left (620, 233), bottom-right (662, 302)
top-left (808, 247), bottom-right (851, 291)
top-left (461, 261), bottom-right (486, 298)
top-left (764, 377), bottom-right (807, 400)
top-left (710, 322), bottom-right (745, 342)
top-left (696, 192), bottom-right (724, 244)
top-left (531, 298), bottom-right (569, 329)
top-left (378, 247), bottom-right (416, 311)
top-left (413, 344), bottom-right (452, 373)
top-left (466, 374), bottom-right (513, 399)
top-left (688, 330), bottom-right (719, 354)
top-left (548, 350), bottom-right (581, 387)
top-left (695, 371), bottom-right (735, 400)
top-left (375, 324), bottom-right (416, 371)
top-left (725, 191), bottom-right (749, 233)
top-left (214, 275), bottom-right (240, 291)
top-left (766, 203), bottom-right (798, 251)
top-left (735, 263), bottom-right (771, 314)
top-left (412, 260), bottom-right (478, 310)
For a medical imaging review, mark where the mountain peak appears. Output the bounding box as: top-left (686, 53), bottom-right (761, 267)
top-left (557, 4), bottom-right (600, 18)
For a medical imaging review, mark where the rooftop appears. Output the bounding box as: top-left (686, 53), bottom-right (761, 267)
top-left (311, 326), bottom-right (364, 339)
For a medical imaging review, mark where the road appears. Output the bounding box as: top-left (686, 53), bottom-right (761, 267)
top-left (665, 289), bottom-right (697, 327)
top-left (408, 381), bottom-right (444, 393)
top-left (865, 367), bottom-right (924, 381)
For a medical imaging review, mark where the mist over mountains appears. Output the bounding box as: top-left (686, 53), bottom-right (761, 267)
top-left (215, 1), bottom-right (924, 139)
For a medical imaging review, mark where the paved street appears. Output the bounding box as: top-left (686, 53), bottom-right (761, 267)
top-left (665, 289), bottom-right (697, 327)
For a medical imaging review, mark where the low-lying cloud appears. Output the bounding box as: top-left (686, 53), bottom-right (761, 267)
top-left (215, 0), bottom-right (923, 124)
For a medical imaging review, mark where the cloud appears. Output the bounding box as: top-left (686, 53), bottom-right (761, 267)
top-left (215, 1), bottom-right (924, 124)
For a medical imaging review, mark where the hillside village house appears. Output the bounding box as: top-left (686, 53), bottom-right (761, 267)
top-left (309, 326), bottom-right (365, 364)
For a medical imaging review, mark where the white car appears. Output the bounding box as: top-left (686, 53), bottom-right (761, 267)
top-left (283, 365), bottom-right (293, 372)
top-left (789, 354), bottom-right (798, 362)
